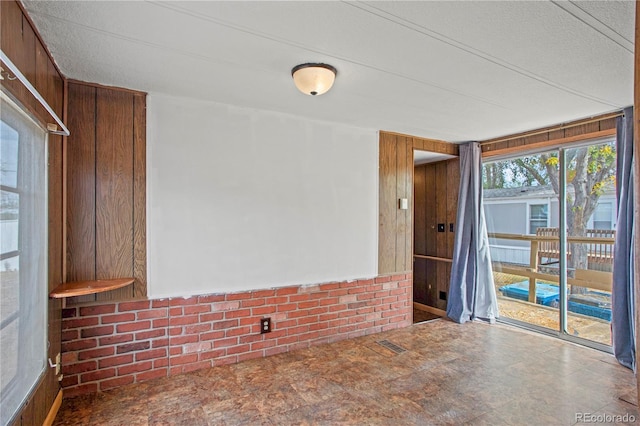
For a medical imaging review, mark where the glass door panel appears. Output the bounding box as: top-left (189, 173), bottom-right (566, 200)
top-left (563, 142), bottom-right (615, 346)
top-left (483, 151), bottom-right (560, 333)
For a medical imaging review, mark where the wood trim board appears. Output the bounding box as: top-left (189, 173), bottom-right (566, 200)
top-left (42, 390), bottom-right (63, 426)
top-left (413, 302), bottom-right (446, 317)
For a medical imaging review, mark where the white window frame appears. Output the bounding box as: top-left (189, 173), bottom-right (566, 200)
top-left (589, 200), bottom-right (615, 230)
top-left (0, 94), bottom-right (48, 426)
top-left (527, 201), bottom-right (550, 235)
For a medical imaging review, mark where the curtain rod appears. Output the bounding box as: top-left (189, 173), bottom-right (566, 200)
top-left (0, 49), bottom-right (70, 137)
top-left (479, 111), bottom-right (623, 147)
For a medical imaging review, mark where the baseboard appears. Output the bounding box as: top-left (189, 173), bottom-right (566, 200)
top-left (413, 302), bottom-right (446, 317)
top-left (43, 389), bottom-right (63, 426)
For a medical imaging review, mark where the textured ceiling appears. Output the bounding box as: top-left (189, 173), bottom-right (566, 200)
top-left (23, 1), bottom-right (634, 142)
top-left (413, 150), bottom-right (456, 165)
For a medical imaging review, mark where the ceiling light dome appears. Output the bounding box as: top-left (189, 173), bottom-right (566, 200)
top-left (291, 63), bottom-right (337, 96)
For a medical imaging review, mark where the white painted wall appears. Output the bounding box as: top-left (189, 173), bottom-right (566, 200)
top-left (147, 94), bottom-right (379, 298)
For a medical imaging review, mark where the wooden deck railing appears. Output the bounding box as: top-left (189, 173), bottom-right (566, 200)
top-left (487, 231), bottom-right (615, 303)
top-left (536, 227), bottom-right (615, 267)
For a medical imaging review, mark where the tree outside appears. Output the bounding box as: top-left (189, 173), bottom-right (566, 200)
top-left (483, 141), bottom-right (617, 287)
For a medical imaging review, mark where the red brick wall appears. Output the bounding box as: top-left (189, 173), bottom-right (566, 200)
top-left (61, 274), bottom-right (412, 396)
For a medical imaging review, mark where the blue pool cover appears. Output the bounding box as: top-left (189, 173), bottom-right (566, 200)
top-left (568, 300), bottom-right (611, 321)
top-left (499, 281), bottom-right (559, 306)
top-left (499, 281), bottom-right (611, 321)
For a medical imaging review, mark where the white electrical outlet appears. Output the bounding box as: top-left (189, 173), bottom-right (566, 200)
top-left (260, 318), bottom-right (271, 334)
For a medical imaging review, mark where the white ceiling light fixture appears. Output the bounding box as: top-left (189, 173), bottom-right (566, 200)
top-left (291, 63), bottom-right (337, 96)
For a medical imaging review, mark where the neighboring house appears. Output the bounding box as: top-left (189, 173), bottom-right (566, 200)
top-left (483, 184), bottom-right (617, 266)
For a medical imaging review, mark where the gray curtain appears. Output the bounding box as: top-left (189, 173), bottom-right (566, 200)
top-left (612, 106), bottom-right (635, 371)
top-left (447, 142), bottom-right (499, 323)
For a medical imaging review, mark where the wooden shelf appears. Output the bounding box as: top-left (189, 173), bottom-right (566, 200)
top-left (49, 278), bottom-right (134, 298)
top-left (413, 254), bottom-right (453, 263)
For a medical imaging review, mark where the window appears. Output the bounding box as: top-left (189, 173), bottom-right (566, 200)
top-left (593, 202), bottom-right (613, 230)
top-left (529, 204), bottom-right (548, 234)
top-left (0, 97), bottom-right (47, 425)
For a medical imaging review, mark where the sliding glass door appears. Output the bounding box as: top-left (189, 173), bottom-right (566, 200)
top-left (482, 139), bottom-right (615, 349)
top-left (562, 142), bottom-right (616, 346)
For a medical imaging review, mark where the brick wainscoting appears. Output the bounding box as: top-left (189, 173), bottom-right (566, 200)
top-left (61, 274), bottom-right (412, 396)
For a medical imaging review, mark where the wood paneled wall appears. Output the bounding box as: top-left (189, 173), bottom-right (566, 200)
top-left (413, 159), bottom-right (459, 310)
top-left (1, 1), bottom-right (65, 424)
top-left (378, 131), bottom-right (459, 275)
top-left (379, 133), bottom-right (412, 273)
top-left (66, 82), bottom-right (147, 303)
top-left (480, 113), bottom-right (617, 158)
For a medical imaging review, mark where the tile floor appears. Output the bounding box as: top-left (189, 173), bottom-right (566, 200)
top-left (53, 319), bottom-right (637, 425)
